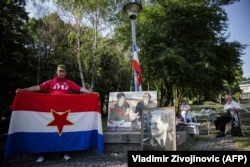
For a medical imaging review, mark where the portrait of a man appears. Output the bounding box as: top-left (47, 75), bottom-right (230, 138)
top-left (135, 92), bottom-right (157, 121)
top-left (142, 107), bottom-right (176, 151)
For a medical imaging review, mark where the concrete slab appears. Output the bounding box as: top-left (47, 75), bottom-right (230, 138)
top-left (103, 130), bottom-right (187, 146)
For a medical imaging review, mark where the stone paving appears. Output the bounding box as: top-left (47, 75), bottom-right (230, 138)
top-left (1, 149), bottom-right (128, 167)
top-left (1, 135), bottom-right (239, 167)
top-left (192, 135), bottom-right (236, 151)
top-left (1, 123), bottom-right (247, 167)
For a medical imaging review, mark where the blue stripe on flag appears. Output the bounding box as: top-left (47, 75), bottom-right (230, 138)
top-left (4, 130), bottom-right (104, 158)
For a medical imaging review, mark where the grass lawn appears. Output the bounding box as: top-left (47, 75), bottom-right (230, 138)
top-left (190, 104), bottom-right (223, 112)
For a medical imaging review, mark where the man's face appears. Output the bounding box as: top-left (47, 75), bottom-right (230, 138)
top-left (225, 95), bottom-right (232, 103)
top-left (143, 94), bottom-right (150, 102)
top-left (57, 70), bottom-right (67, 78)
top-left (118, 96), bottom-right (125, 107)
top-left (150, 115), bottom-right (164, 137)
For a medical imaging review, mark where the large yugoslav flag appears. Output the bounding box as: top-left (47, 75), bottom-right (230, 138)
top-left (4, 92), bottom-right (104, 158)
top-left (132, 44), bottom-right (142, 91)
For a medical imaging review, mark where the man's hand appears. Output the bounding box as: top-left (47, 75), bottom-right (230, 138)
top-left (15, 89), bottom-right (23, 93)
top-left (218, 112), bottom-right (230, 117)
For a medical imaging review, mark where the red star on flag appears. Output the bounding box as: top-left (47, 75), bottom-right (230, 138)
top-left (47, 109), bottom-right (74, 136)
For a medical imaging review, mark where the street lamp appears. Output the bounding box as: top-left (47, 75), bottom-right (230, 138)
top-left (123, 0), bottom-right (142, 91)
top-left (123, 0), bottom-right (142, 20)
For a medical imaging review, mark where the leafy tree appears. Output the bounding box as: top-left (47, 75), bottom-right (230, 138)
top-left (45, 0), bottom-right (114, 90)
top-left (114, 0), bottom-right (245, 113)
top-left (25, 13), bottom-right (79, 83)
top-left (5, 0), bottom-right (244, 116)
top-left (0, 0), bottom-right (35, 113)
top-left (25, 1), bottom-right (132, 115)
top-left (46, 0), bottom-right (132, 115)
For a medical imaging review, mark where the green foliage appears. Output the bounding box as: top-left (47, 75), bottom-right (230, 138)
top-left (192, 100), bottom-right (203, 105)
top-left (203, 101), bottom-right (219, 105)
top-left (0, 0), bottom-right (35, 113)
top-left (0, 0), bottom-right (246, 117)
top-left (26, 13), bottom-right (79, 81)
top-left (134, 0), bottom-right (243, 105)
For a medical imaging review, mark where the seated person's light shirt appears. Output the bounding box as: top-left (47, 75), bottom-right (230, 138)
top-left (223, 100), bottom-right (241, 122)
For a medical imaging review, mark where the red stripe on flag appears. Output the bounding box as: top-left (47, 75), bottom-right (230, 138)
top-left (132, 59), bottom-right (142, 84)
top-left (132, 45), bottom-right (142, 87)
top-left (11, 92), bottom-right (101, 113)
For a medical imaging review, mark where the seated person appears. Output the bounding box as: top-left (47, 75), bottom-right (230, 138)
top-left (180, 99), bottom-right (193, 122)
top-left (214, 94), bottom-right (241, 137)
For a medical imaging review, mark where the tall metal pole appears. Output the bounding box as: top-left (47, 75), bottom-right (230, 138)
top-left (123, 0), bottom-right (142, 91)
top-left (131, 19), bottom-right (137, 47)
top-left (130, 19), bottom-right (137, 91)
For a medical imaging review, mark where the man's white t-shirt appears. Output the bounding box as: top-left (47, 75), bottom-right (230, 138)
top-left (224, 100), bottom-right (241, 122)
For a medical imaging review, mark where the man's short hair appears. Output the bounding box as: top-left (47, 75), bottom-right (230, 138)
top-left (143, 92), bottom-right (151, 98)
top-left (117, 92), bottom-right (125, 99)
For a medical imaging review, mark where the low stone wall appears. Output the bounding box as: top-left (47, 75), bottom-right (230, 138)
top-left (103, 130), bottom-right (188, 154)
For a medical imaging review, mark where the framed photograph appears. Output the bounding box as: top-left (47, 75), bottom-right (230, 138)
top-left (141, 107), bottom-right (176, 151)
top-left (107, 91), bottom-right (157, 132)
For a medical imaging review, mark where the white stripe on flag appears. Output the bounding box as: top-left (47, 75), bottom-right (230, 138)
top-left (8, 111), bottom-right (102, 134)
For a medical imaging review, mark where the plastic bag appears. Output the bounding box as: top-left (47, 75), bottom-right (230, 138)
top-left (231, 114), bottom-right (243, 137)
top-left (231, 124), bottom-right (243, 137)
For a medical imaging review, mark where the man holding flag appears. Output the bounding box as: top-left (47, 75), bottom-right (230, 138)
top-left (16, 64), bottom-right (98, 95)
top-left (8, 64), bottom-right (101, 163)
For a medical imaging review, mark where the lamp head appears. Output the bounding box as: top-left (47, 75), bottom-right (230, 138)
top-left (123, 1), bottom-right (142, 19)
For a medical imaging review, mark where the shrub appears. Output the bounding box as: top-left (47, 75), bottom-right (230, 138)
top-left (203, 101), bottom-right (218, 105)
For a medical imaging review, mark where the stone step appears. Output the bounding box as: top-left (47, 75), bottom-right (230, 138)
top-left (103, 130), bottom-right (188, 153)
